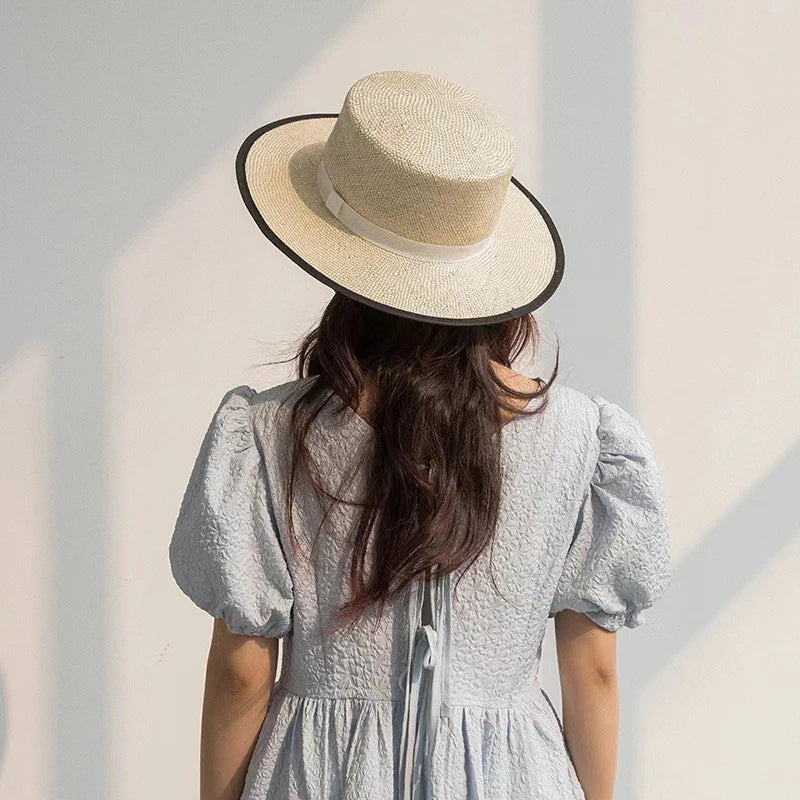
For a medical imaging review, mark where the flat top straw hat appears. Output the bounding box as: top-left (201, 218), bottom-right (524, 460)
top-left (236, 69), bottom-right (564, 325)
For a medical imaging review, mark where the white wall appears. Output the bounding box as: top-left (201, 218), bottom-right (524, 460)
top-left (1, 1), bottom-right (797, 798)
top-left (634, 2), bottom-right (800, 796)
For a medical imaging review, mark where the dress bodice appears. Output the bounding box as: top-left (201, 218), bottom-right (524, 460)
top-left (169, 375), bottom-right (672, 799)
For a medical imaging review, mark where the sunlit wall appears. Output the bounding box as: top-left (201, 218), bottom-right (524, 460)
top-left (1, 2), bottom-right (797, 798)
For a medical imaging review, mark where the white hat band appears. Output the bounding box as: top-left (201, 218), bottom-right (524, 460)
top-left (316, 157), bottom-right (494, 263)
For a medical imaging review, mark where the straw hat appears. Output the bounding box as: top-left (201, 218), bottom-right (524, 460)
top-left (236, 69), bottom-right (564, 325)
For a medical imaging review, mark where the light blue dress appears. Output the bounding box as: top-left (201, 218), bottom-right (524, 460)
top-left (169, 375), bottom-right (672, 799)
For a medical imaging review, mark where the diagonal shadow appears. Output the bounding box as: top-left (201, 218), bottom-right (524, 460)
top-left (623, 441), bottom-right (800, 796)
top-left (539, 3), bottom-right (799, 797)
top-left (636, 441), bottom-right (800, 677)
top-left (0, 3), bottom-right (368, 797)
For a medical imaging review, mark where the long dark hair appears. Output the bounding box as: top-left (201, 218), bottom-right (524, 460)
top-left (273, 293), bottom-right (558, 634)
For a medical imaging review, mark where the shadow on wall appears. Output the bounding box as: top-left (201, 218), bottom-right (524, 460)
top-left (539, 3), bottom-right (798, 798)
top-left (0, 2), bottom-right (369, 797)
top-left (538, 4), bottom-right (641, 796)
top-left (5, 1), bottom-right (794, 797)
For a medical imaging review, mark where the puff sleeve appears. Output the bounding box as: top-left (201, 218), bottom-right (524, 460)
top-left (549, 395), bottom-right (672, 632)
top-left (169, 385), bottom-right (294, 638)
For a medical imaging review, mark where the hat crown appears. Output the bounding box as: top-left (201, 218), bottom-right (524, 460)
top-left (322, 70), bottom-right (517, 247)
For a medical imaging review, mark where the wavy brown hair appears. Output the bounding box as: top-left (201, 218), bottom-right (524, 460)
top-left (273, 293), bottom-right (559, 634)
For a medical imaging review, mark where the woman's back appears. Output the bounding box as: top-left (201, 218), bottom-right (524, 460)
top-left (170, 374), bottom-right (671, 799)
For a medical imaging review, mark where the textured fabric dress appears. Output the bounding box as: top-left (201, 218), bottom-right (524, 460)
top-left (169, 375), bottom-right (672, 800)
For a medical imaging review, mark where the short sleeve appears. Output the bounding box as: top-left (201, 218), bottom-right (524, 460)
top-left (549, 395), bottom-right (672, 632)
top-left (169, 385), bottom-right (294, 638)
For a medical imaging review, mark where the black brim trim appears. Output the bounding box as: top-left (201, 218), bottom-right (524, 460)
top-left (235, 113), bottom-right (565, 327)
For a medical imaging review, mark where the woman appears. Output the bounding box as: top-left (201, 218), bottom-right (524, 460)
top-left (170, 70), bottom-right (671, 800)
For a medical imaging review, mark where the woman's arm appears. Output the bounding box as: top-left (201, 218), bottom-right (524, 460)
top-left (553, 610), bottom-right (619, 800)
top-left (200, 618), bottom-right (281, 800)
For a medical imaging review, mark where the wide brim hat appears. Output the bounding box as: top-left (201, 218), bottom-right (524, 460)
top-left (236, 70), bottom-right (564, 326)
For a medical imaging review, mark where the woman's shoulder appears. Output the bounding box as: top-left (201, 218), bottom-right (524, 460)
top-left (543, 380), bottom-right (641, 435)
top-left (523, 380), bottom-right (599, 438)
top-left (237, 376), bottom-right (614, 428)
top-left (250, 374), bottom-right (317, 405)
top-left (201, 377), bottom-right (316, 443)
top-left (518, 380), bottom-right (659, 474)
top-left (224, 375), bottom-right (317, 412)
top-left (226, 376), bottom-right (644, 450)
top-left (544, 382), bottom-right (666, 494)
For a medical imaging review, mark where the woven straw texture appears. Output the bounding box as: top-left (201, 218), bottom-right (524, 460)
top-left (324, 71), bottom-right (516, 245)
top-left (240, 70), bottom-right (560, 321)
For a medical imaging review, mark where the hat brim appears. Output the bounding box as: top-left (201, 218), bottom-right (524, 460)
top-left (236, 113), bottom-right (564, 326)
